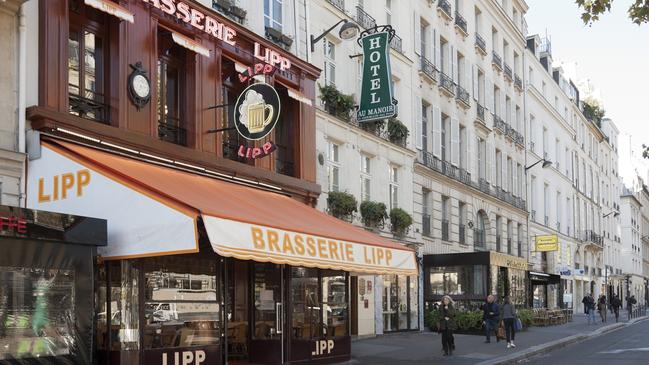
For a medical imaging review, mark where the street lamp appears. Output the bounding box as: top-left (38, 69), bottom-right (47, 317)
top-left (602, 211), bottom-right (619, 218)
top-left (310, 20), bottom-right (360, 52)
top-left (525, 158), bottom-right (552, 171)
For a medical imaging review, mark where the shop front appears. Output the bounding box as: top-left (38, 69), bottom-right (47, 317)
top-left (0, 205), bottom-right (107, 364)
top-left (26, 140), bottom-right (418, 365)
top-left (528, 272), bottom-right (562, 309)
top-left (423, 252), bottom-right (528, 310)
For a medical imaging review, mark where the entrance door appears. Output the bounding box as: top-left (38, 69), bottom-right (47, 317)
top-left (249, 262), bottom-right (285, 364)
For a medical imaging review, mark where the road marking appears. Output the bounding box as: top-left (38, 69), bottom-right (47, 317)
top-left (598, 347), bottom-right (649, 354)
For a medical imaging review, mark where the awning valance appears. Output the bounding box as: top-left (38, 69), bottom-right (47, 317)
top-left (26, 140), bottom-right (417, 275)
top-left (84, 0), bottom-right (134, 23)
top-left (171, 31), bottom-right (210, 57)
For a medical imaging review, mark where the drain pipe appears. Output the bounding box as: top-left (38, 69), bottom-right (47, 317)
top-left (18, 2), bottom-right (27, 206)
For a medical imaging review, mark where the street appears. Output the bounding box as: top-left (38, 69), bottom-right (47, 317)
top-left (524, 318), bottom-right (649, 365)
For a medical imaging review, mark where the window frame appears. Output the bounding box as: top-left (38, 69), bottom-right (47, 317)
top-left (264, 0), bottom-right (283, 31)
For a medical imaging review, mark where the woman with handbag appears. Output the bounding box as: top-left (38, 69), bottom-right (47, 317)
top-left (499, 296), bottom-right (517, 348)
top-left (438, 295), bottom-right (457, 356)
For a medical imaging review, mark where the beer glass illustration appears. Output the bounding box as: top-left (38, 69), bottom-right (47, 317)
top-left (239, 90), bottom-right (274, 134)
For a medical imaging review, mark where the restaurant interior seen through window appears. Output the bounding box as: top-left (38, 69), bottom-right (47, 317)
top-left (157, 29), bottom-right (188, 147)
top-left (67, 0), bottom-right (109, 123)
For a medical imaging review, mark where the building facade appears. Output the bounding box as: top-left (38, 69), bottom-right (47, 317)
top-left (620, 189), bottom-right (645, 304)
top-left (0, 0), bottom-right (28, 207)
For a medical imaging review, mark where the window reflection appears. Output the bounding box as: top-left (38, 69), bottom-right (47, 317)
top-left (291, 268), bottom-right (320, 340)
top-left (428, 265), bottom-right (487, 296)
top-left (322, 272), bottom-right (347, 337)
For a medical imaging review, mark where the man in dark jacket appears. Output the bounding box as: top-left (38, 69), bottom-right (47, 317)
top-left (611, 294), bottom-right (622, 322)
top-left (482, 295), bottom-right (499, 343)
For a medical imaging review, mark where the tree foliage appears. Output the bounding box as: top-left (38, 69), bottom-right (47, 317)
top-left (576, 0), bottom-right (649, 25)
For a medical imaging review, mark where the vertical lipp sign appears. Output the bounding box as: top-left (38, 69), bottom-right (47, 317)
top-left (357, 30), bottom-right (396, 123)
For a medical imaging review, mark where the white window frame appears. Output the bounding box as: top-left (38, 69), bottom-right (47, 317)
top-left (389, 166), bottom-right (399, 210)
top-left (323, 39), bottom-right (336, 86)
top-left (360, 154), bottom-right (371, 202)
top-left (264, 0), bottom-right (283, 31)
top-left (327, 141), bottom-right (341, 192)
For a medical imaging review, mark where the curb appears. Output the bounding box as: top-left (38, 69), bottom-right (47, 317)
top-left (476, 316), bottom-right (649, 365)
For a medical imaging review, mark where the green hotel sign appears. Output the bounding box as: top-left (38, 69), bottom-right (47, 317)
top-left (357, 30), bottom-right (396, 123)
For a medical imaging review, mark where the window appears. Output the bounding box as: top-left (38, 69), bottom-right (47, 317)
top-left (517, 163), bottom-right (523, 197)
top-left (440, 37), bottom-right (449, 74)
top-left (441, 114), bottom-right (449, 161)
top-left (158, 29), bottom-right (188, 146)
top-left (389, 166), bottom-right (399, 210)
top-left (323, 39), bottom-right (336, 86)
top-left (382, 275), bottom-right (418, 331)
top-left (264, 0), bottom-right (283, 31)
top-left (142, 256), bottom-right (221, 349)
top-left (478, 137), bottom-right (486, 179)
top-left (459, 125), bottom-right (467, 168)
top-left (517, 223), bottom-right (524, 257)
top-left (360, 154), bottom-right (371, 201)
top-left (0, 267), bottom-right (77, 359)
top-left (458, 202), bottom-right (466, 244)
top-left (495, 215), bottom-right (502, 252)
top-left (422, 189), bottom-right (431, 236)
top-left (420, 20), bottom-right (428, 57)
top-left (475, 211), bottom-right (487, 249)
top-left (327, 142), bottom-right (340, 192)
top-left (493, 86), bottom-right (500, 114)
top-left (475, 7), bottom-right (482, 34)
top-left (68, 3), bottom-right (108, 123)
top-left (507, 157), bottom-right (513, 193)
top-left (385, 0), bottom-right (392, 24)
top-left (507, 220), bottom-right (513, 254)
top-left (442, 196), bottom-right (450, 241)
top-left (422, 102), bottom-right (429, 153)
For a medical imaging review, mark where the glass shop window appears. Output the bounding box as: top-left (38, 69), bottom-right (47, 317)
top-left (142, 256), bottom-right (221, 349)
top-left (274, 86), bottom-right (298, 177)
top-left (68, 0), bottom-right (109, 123)
top-left (291, 268), bottom-right (348, 340)
top-left (108, 260), bottom-right (140, 351)
top-left (0, 267), bottom-right (76, 360)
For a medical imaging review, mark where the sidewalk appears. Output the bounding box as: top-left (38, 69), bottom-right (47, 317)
top-left (346, 310), bottom-right (648, 365)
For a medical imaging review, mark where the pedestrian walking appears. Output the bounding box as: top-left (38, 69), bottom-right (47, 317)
top-left (598, 294), bottom-right (607, 323)
top-left (627, 295), bottom-right (637, 320)
top-left (499, 296), bottom-right (517, 349)
top-left (611, 294), bottom-right (621, 322)
top-left (438, 295), bottom-right (456, 356)
top-left (581, 293), bottom-right (596, 324)
top-left (482, 294), bottom-right (500, 343)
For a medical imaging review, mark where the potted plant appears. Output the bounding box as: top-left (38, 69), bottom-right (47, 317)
top-left (389, 207), bottom-right (412, 238)
top-left (318, 84), bottom-right (355, 120)
top-left (387, 117), bottom-right (409, 146)
top-left (360, 201), bottom-right (388, 230)
top-left (327, 191), bottom-right (357, 222)
top-left (360, 119), bottom-right (385, 135)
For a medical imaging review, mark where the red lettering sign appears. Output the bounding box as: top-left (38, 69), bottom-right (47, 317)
top-left (0, 215), bottom-right (28, 234)
top-left (237, 141), bottom-right (277, 160)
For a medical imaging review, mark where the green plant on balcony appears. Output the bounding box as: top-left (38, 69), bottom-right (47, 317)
top-left (318, 84), bottom-right (356, 120)
top-left (360, 201), bottom-right (388, 230)
top-left (327, 191), bottom-right (358, 222)
top-left (389, 208), bottom-right (413, 237)
top-left (360, 119), bottom-right (385, 135)
top-left (387, 117), bottom-right (409, 146)
top-left (582, 97), bottom-right (605, 127)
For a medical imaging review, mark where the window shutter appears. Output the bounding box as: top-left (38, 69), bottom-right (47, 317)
top-left (468, 128), bottom-right (476, 176)
top-left (414, 13), bottom-right (421, 56)
top-left (451, 118), bottom-right (460, 166)
top-left (486, 139), bottom-right (493, 183)
top-left (473, 65), bottom-right (478, 101)
top-left (433, 106), bottom-right (442, 158)
top-left (452, 46), bottom-right (457, 83)
top-left (415, 95), bottom-right (423, 150)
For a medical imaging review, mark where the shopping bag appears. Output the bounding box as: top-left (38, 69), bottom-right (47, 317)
top-left (515, 318), bottom-right (523, 331)
top-left (497, 325), bottom-right (506, 339)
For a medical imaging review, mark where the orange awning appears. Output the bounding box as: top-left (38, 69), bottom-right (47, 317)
top-left (84, 0), bottom-right (134, 23)
top-left (35, 140), bottom-right (417, 275)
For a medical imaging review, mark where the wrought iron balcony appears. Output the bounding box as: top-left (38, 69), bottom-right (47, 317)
top-left (68, 93), bottom-right (110, 124)
top-left (441, 159), bottom-right (457, 179)
top-left (478, 178), bottom-right (490, 194)
top-left (389, 34), bottom-right (403, 54)
top-left (459, 224), bottom-right (466, 245)
top-left (418, 151), bottom-right (471, 187)
top-left (454, 11), bottom-right (468, 35)
top-left (437, 0), bottom-right (452, 20)
top-left (492, 51), bottom-right (503, 71)
top-left (494, 115), bottom-right (506, 133)
top-left (326, 0), bottom-right (345, 12)
top-left (504, 63), bottom-right (513, 81)
top-left (419, 56), bottom-right (438, 83)
top-left (439, 72), bottom-right (455, 96)
top-left (442, 219), bottom-right (450, 241)
top-left (158, 118), bottom-right (187, 146)
top-left (419, 151), bottom-right (443, 173)
top-left (584, 230), bottom-right (604, 248)
top-left (456, 85), bottom-right (470, 108)
top-left (422, 213), bottom-right (432, 237)
top-left (356, 5), bottom-right (376, 30)
top-left (514, 75), bottom-right (523, 90)
top-left (476, 103), bottom-right (485, 123)
top-left (475, 34), bottom-right (487, 55)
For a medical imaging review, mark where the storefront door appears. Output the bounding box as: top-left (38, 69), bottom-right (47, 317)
top-left (226, 260), bottom-right (285, 365)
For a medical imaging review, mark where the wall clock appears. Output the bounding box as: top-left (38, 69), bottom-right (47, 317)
top-left (128, 62), bottom-right (151, 110)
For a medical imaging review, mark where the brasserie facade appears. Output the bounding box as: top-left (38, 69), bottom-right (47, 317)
top-left (21, 1), bottom-right (417, 364)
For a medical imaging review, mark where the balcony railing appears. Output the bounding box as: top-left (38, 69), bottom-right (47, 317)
top-left (494, 115), bottom-right (506, 133)
top-left (439, 72), bottom-right (455, 95)
top-left (454, 11), bottom-right (468, 35)
top-left (69, 93), bottom-right (110, 124)
top-left (475, 34), bottom-right (487, 54)
top-left (492, 51), bottom-right (503, 70)
top-left (326, 0), bottom-right (345, 12)
top-left (584, 230), bottom-right (604, 248)
top-left (456, 85), bottom-right (470, 107)
top-left (514, 75), bottom-right (523, 90)
top-left (478, 178), bottom-right (490, 194)
top-left (459, 224), bottom-right (466, 245)
top-left (420, 56), bottom-right (438, 83)
top-left (442, 219), bottom-right (449, 241)
top-left (356, 5), bottom-right (376, 29)
top-left (158, 118), bottom-right (187, 146)
top-left (324, 105), bottom-right (406, 148)
top-left (422, 213), bottom-right (431, 237)
top-left (418, 151), bottom-right (471, 186)
top-left (474, 228), bottom-right (486, 249)
top-left (437, 0), bottom-right (452, 19)
top-left (389, 34), bottom-right (403, 54)
top-left (476, 103), bottom-right (485, 122)
top-left (504, 63), bottom-right (513, 81)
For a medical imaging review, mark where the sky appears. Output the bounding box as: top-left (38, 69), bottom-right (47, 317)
top-left (526, 0), bottom-right (649, 186)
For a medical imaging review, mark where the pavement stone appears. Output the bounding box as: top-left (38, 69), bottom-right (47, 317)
top-left (345, 310), bottom-right (647, 365)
